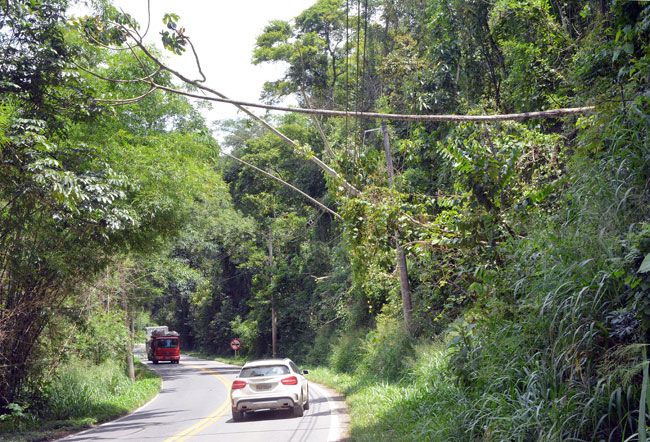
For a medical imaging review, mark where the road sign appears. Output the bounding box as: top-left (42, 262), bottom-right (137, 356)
top-left (230, 338), bottom-right (241, 351)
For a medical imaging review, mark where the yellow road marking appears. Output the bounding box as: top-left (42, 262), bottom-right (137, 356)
top-left (164, 364), bottom-right (232, 442)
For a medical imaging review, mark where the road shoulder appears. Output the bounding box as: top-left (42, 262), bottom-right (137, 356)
top-left (309, 381), bottom-right (351, 442)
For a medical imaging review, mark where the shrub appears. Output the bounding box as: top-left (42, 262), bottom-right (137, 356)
top-left (229, 315), bottom-right (259, 357)
top-left (329, 330), bottom-right (365, 374)
top-left (306, 324), bottom-right (335, 365)
top-left (40, 358), bottom-right (133, 420)
top-left (358, 314), bottom-right (413, 382)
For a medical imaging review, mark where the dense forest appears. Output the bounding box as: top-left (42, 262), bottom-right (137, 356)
top-left (1, 0), bottom-right (649, 440)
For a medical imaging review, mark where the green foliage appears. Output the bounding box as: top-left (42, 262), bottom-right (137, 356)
top-left (42, 358), bottom-right (134, 420)
top-left (358, 315), bottom-right (413, 382)
top-left (229, 315), bottom-right (259, 356)
top-left (0, 1), bottom-right (232, 411)
top-left (305, 324), bottom-right (335, 365)
top-left (328, 331), bottom-right (365, 374)
top-left (0, 359), bottom-right (160, 438)
top-left (71, 310), bottom-right (129, 365)
top-left (161, 13), bottom-right (187, 55)
top-left (489, 0), bottom-right (570, 110)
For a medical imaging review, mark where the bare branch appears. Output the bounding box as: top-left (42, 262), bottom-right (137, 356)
top-left (141, 0), bottom-right (152, 40)
top-left (94, 85), bottom-right (157, 105)
top-left (129, 85), bottom-right (596, 122)
top-left (72, 60), bottom-right (161, 84)
top-left (85, 31), bottom-right (134, 52)
top-left (299, 83), bottom-right (335, 159)
top-left (186, 38), bottom-right (207, 83)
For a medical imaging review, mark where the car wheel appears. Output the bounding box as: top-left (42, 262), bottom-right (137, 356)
top-left (293, 401), bottom-right (304, 418)
top-left (232, 409), bottom-right (244, 422)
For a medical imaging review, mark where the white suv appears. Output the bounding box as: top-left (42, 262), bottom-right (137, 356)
top-left (230, 358), bottom-right (309, 421)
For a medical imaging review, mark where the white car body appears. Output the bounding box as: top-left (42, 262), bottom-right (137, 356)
top-left (230, 358), bottom-right (309, 421)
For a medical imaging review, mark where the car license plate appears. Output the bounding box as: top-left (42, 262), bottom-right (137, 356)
top-left (255, 383), bottom-right (272, 391)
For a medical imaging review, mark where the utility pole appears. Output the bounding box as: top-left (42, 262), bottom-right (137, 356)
top-left (381, 122), bottom-right (413, 334)
top-left (268, 235), bottom-right (277, 358)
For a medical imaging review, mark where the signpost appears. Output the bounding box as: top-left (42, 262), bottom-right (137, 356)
top-left (230, 338), bottom-right (241, 358)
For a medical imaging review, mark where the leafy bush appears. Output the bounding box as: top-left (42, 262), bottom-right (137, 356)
top-left (229, 315), bottom-right (259, 357)
top-left (1, 356), bottom-right (159, 440)
top-left (329, 330), bottom-right (365, 374)
top-left (358, 314), bottom-right (414, 382)
top-left (71, 310), bottom-right (129, 365)
top-left (306, 324), bottom-right (335, 365)
top-left (0, 403), bottom-right (37, 433)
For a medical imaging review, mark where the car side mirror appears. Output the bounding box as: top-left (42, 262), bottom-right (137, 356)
top-left (302, 369), bottom-right (309, 375)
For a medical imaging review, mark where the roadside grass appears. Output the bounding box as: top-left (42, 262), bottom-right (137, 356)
top-left (0, 359), bottom-right (161, 442)
top-left (308, 342), bottom-right (465, 442)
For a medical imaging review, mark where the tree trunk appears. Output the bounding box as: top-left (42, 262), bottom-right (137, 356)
top-left (121, 292), bottom-right (135, 382)
top-left (381, 122), bottom-right (413, 334)
top-left (268, 236), bottom-right (277, 358)
top-left (271, 298), bottom-right (278, 358)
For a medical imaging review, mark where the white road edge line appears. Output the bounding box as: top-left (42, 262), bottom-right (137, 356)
top-left (310, 383), bottom-right (341, 442)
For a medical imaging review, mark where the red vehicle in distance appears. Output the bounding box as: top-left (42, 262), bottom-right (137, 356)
top-left (146, 326), bottom-right (181, 364)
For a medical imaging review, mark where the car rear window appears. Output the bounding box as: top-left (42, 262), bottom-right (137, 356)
top-left (157, 339), bottom-right (178, 348)
top-left (239, 365), bottom-right (290, 378)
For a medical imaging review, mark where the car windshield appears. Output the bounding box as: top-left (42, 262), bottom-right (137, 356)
top-left (239, 365), bottom-right (290, 378)
top-left (157, 339), bottom-right (178, 348)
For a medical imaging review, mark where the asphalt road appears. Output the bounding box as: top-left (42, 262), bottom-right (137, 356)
top-left (60, 355), bottom-right (346, 442)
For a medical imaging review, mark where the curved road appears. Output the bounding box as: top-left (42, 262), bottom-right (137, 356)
top-left (60, 356), bottom-right (346, 442)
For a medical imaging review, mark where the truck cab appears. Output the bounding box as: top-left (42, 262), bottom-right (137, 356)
top-left (149, 335), bottom-right (180, 364)
top-left (146, 326), bottom-right (180, 364)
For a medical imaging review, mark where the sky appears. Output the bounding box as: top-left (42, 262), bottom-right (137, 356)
top-left (110, 0), bottom-right (316, 136)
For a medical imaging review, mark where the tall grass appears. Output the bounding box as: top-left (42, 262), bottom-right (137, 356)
top-left (310, 342), bottom-right (466, 441)
top-left (1, 358), bottom-right (160, 439)
top-left (41, 358), bottom-right (159, 421)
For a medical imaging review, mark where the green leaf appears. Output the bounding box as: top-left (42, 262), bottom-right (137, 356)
top-left (163, 13), bottom-right (180, 26)
top-left (639, 253), bottom-right (650, 274)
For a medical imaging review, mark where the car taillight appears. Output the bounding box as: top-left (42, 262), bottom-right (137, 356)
top-left (281, 376), bottom-right (298, 385)
top-left (232, 380), bottom-right (247, 390)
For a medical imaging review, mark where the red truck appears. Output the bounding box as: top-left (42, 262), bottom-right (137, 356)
top-left (146, 327), bottom-right (181, 364)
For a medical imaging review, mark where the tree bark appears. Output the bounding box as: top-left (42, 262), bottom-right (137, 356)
top-left (268, 236), bottom-right (277, 358)
top-left (140, 85), bottom-right (594, 123)
top-left (121, 291), bottom-right (135, 382)
top-left (271, 298), bottom-right (278, 358)
top-left (381, 122), bottom-right (413, 334)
